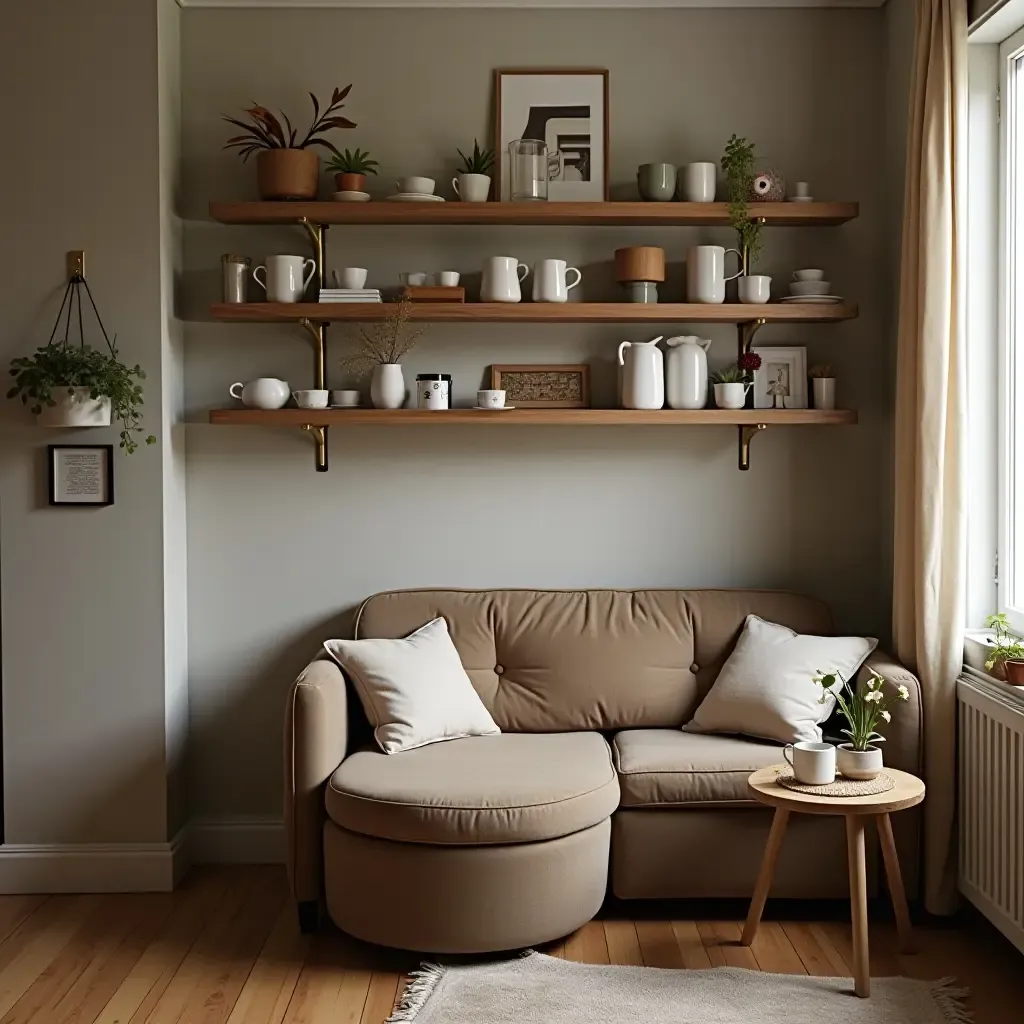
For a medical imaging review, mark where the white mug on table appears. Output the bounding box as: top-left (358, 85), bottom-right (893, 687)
top-left (481, 256), bottom-right (529, 303)
top-left (687, 245), bottom-right (743, 304)
top-left (783, 741), bottom-right (837, 785)
top-left (252, 255), bottom-right (316, 304)
top-left (532, 259), bottom-right (582, 303)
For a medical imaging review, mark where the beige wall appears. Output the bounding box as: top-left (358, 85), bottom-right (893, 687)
top-left (181, 6), bottom-right (893, 821)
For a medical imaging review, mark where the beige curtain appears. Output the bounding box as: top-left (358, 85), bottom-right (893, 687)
top-left (892, 0), bottom-right (968, 915)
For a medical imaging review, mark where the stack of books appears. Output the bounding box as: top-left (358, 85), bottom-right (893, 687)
top-left (318, 289), bottom-right (382, 303)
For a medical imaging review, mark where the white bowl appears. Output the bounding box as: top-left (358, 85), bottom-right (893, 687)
top-left (793, 268), bottom-right (825, 282)
top-left (790, 280), bottom-right (831, 296)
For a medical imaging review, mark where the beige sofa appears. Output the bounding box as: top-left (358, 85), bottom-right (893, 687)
top-left (285, 589), bottom-right (923, 953)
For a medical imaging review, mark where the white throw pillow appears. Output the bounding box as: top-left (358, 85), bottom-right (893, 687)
top-left (323, 617), bottom-right (500, 754)
top-left (684, 614), bottom-right (878, 745)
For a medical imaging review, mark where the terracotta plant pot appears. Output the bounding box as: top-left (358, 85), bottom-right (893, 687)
top-left (335, 172), bottom-right (366, 193)
top-left (1004, 659), bottom-right (1024, 685)
top-left (256, 149), bottom-right (319, 201)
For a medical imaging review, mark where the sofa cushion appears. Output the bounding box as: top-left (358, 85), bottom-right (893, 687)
top-left (613, 730), bottom-right (783, 807)
top-left (327, 732), bottom-right (619, 845)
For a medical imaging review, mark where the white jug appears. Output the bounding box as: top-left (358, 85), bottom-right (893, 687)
top-left (618, 336), bottom-right (665, 410)
top-left (665, 336), bottom-right (712, 410)
top-left (481, 256), bottom-right (529, 303)
top-left (229, 378), bottom-right (291, 409)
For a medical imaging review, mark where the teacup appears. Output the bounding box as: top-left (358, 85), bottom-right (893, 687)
top-left (293, 389), bottom-right (329, 409)
top-left (398, 176), bottom-right (435, 196)
top-left (793, 269), bottom-right (825, 282)
top-left (438, 271), bottom-right (461, 287)
top-left (330, 389), bottom-right (360, 408)
top-left (400, 272), bottom-right (432, 287)
top-left (738, 275), bottom-right (771, 304)
top-left (339, 267), bottom-right (368, 289)
top-left (477, 389), bottom-right (506, 409)
top-left (783, 741), bottom-right (837, 785)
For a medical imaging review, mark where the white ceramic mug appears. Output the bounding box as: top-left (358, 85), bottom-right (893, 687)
top-left (253, 255), bottom-right (316, 304)
top-left (452, 173), bottom-right (490, 203)
top-left (397, 176), bottom-right (434, 195)
top-left (532, 259), bottom-right (582, 303)
top-left (293, 389), bottom-right (329, 409)
top-left (339, 267), bottom-right (367, 289)
top-left (793, 268), bottom-right (825, 282)
top-left (400, 272), bottom-right (432, 287)
top-left (481, 256), bottom-right (529, 303)
top-left (228, 378), bottom-right (291, 409)
top-left (738, 275), bottom-right (771, 304)
top-left (783, 741), bottom-right (837, 785)
top-left (687, 245), bottom-right (743, 304)
top-left (438, 271), bottom-right (461, 287)
top-left (793, 181), bottom-right (811, 199)
top-left (683, 162), bottom-right (717, 203)
top-left (477, 389), bottom-right (506, 409)
top-left (330, 389), bottom-right (360, 407)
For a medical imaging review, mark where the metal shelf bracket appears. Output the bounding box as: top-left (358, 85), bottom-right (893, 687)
top-left (738, 423), bottom-right (766, 471)
top-left (298, 218), bottom-right (326, 291)
top-left (738, 317), bottom-right (767, 359)
top-left (302, 424), bottom-right (329, 473)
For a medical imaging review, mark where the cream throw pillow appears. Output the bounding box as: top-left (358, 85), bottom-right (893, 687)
top-left (323, 617), bottom-right (500, 754)
top-left (684, 614), bottom-right (878, 745)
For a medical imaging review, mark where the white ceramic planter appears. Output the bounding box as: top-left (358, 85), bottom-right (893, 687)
top-left (665, 336), bottom-right (711, 410)
top-left (371, 364), bottom-right (406, 409)
top-left (837, 743), bottom-right (883, 781)
top-left (714, 381), bottom-right (748, 410)
top-left (813, 377), bottom-right (836, 410)
top-left (37, 386), bottom-right (112, 427)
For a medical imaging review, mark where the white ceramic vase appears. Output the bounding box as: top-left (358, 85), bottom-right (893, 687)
top-left (813, 377), bottom-right (836, 410)
top-left (371, 364), bottom-right (406, 409)
top-left (665, 336), bottom-right (711, 410)
top-left (837, 743), bottom-right (883, 781)
top-left (618, 337), bottom-right (664, 410)
top-left (37, 386), bottom-right (112, 427)
top-left (714, 382), bottom-right (748, 410)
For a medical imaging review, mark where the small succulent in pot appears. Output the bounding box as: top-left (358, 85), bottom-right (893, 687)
top-left (711, 352), bottom-right (761, 410)
top-left (984, 612), bottom-right (1024, 684)
top-left (457, 139), bottom-right (495, 176)
top-left (326, 147), bottom-right (379, 193)
top-left (454, 139), bottom-right (495, 202)
top-left (222, 85), bottom-right (356, 200)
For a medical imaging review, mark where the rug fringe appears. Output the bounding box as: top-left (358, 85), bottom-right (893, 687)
top-left (930, 977), bottom-right (973, 1023)
top-left (386, 963), bottom-right (446, 1023)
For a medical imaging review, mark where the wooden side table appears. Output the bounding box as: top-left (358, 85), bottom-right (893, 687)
top-left (741, 765), bottom-right (925, 998)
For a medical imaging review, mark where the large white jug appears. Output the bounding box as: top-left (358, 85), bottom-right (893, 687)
top-left (665, 336), bottom-right (712, 410)
top-left (618, 336), bottom-right (665, 410)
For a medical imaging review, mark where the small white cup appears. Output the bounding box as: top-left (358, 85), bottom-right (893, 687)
top-left (793, 181), bottom-right (811, 198)
top-left (293, 389), bottom-right (329, 409)
top-left (438, 271), bottom-right (461, 287)
top-left (330, 389), bottom-right (360, 408)
top-left (738, 274), bottom-right (771, 304)
top-left (339, 267), bottom-right (367, 289)
top-left (400, 271), bottom-right (431, 287)
top-left (398, 176), bottom-right (434, 196)
top-left (793, 268), bottom-right (826, 282)
top-left (682, 162), bottom-right (717, 203)
top-left (783, 741), bottom-right (837, 785)
top-left (477, 389), bottom-right (506, 409)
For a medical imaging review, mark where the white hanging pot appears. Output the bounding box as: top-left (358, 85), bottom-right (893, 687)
top-left (837, 743), bottom-right (884, 781)
top-left (37, 386), bottom-right (112, 427)
top-left (370, 364), bottom-right (406, 410)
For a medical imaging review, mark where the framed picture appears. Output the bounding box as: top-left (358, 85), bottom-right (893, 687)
top-left (490, 364), bottom-right (590, 408)
top-left (751, 347), bottom-right (808, 410)
top-left (48, 445), bottom-right (114, 506)
top-left (494, 68), bottom-right (609, 202)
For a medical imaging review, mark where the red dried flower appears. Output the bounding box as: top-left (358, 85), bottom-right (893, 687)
top-left (738, 352), bottom-right (762, 373)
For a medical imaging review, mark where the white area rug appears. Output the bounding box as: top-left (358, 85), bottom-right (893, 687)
top-left (387, 951), bottom-right (969, 1024)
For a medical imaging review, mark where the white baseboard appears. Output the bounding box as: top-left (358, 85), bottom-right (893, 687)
top-left (187, 817), bottom-right (285, 864)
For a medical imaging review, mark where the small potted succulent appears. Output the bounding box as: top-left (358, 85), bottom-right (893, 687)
top-left (711, 352), bottom-right (761, 409)
top-left (327, 147), bottom-right (378, 193)
top-left (813, 668), bottom-right (911, 780)
top-left (223, 85), bottom-right (356, 200)
top-left (721, 134), bottom-right (763, 274)
top-left (984, 612), bottom-right (1024, 684)
top-left (810, 364), bottom-right (836, 410)
top-left (454, 140), bottom-right (495, 203)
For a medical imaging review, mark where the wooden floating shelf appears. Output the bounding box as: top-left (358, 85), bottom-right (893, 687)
top-left (209, 408), bottom-right (857, 427)
top-left (209, 302), bottom-right (859, 325)
top-left (209, 200), bottom-right (859, 228)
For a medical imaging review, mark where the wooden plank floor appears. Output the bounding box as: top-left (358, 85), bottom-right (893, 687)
top-left (0, 865), bottom-right (1019, 1022)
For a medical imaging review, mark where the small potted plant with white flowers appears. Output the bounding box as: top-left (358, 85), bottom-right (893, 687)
top-left (813, 668), bottom-right (911, 780)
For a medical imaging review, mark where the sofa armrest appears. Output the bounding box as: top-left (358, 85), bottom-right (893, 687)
top-left (284, 656), bottom-right (348, 903)
top-left (856, 651), bottom-right (923, 775)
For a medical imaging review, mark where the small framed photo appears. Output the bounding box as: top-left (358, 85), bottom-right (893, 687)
top-left (752, 346), bottom-right (808, 410)
top-left (490, 364), bottom-right (590, 408)
top-left (48, 445), bottom-right (114, 506)
top-left (494, 68), bottom-right (610, 202)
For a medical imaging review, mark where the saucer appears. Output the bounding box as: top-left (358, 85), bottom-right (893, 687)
top-left (333, 190), bottom-right (371, 202)
top-left (329, 404), bottom-right (362, 409)
top-left (790, 196), bottom-right (814, 203)
top-left (473, 405), bottom-right (516, 411)
top-left (386, 193), bottom-right (445, 203)
top-left (779, 295), bottom-right (843, 304)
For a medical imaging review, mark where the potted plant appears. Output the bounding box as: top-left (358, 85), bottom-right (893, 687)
top-left (711, 352), bottom-right (760, 409)
top-left (810, 364), bottom-right (836, 410)
top-left (721, 134), bottom-right (762, 274)
top-left (326, 147), bottom-right (378, 193)
top-left (340, 298), bottom-right (428, 409)
top-left (223, 85), bottom-right (356, 201)
top-left (984, 612), bottom-right (1024, 684)
top-left (813, 668), bottom-right (911, 779)
top-left (454, 140), bottom-right (495, 202)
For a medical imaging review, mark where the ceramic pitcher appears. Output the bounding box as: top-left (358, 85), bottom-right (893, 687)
top-left (618, 336), bottom-right (664, 410)
top-left (481, 256), bottom-right (529, 302)
top-left (665, 336), bottom-right (711, 410)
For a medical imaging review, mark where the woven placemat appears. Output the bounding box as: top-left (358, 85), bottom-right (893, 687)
top-left (775, 767), bottom-right (895, 797)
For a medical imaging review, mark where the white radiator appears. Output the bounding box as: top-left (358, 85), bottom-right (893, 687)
top-left (958, 675), bottom-right (1024, 954)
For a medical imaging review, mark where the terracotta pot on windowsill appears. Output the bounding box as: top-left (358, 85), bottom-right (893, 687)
top-left (256, 149), bottom-right (319, 200)
top-left (1003, 659), bottom-right (1024, 685)
top-left (335, 172), bottom-right (367, 192)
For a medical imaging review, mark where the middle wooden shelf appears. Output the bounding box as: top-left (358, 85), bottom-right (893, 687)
top-left (208, 302), bottom-right (859, 325)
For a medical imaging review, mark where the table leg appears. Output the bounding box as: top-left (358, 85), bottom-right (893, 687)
top-left (876, 812), bottom-right (915, 953)
top-left (846, 815), bottom-right (870, 998)
top-left (742, 807), bottom-right (790, 946)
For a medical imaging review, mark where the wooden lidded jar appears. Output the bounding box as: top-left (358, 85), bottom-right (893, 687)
top-left (615, 246), bottom-right (666, 283)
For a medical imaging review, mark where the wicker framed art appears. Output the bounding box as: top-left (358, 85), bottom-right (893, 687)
top-left (489, 364), bottom-right (590, 408)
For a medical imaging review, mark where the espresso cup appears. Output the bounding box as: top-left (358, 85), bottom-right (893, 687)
top-left (438, 271), bottom-right (461, 287)
top-left (330, 389), bottom-right (360, 407)
top-left (397, 176), bottom-right (434, 196)
top-left (293, 389), bottom-right (329, 409)
top-left (738, 274), bottom-right (771, 304)
top-left (339, 267), bottom-right (368, 289)
top-left (253, 255), bottom-right (316, 304)
top-left (783, 741), bottom-right (837, 785)
top-left (682, 162), bottom-right (717, 203)
top-left (477, 389), bottom-right (506, 409)
top-left (400, 271), bottom-right (431, 287)
top-left (793, 269), bottom-right (826, 282)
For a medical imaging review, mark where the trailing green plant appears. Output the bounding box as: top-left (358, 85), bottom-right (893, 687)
top-left (711, 351), bottom-right (761, 385)
top-left (983, 612), bottom-right (1024, 673)
top-left (457, 139), bottom-right (495, 176)
top-left (326, 147), bottom-right (379, 176)
top-left (339, 298), bottom-right (429, 373)
top-left (223, 85), bottom-right (356, 161)
top-left (721, 134), bottom-right (762, 269)
top-left (809, 363), bottom-right (835, 378)
top-left (813, 669), bottom-right (910, 752)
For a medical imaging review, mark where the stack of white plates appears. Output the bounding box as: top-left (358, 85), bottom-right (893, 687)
top-left (319, 289), bottom-right (382, 303)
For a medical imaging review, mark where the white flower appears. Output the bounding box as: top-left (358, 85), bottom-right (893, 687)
top-left (897, 684), bottom-right (910, 701)
top-left (868, 674), bottom-right (883, 690)
top-left (881, 710), bottom-right (892, 723)
top-left (864, 690), bottom-right (883, 703)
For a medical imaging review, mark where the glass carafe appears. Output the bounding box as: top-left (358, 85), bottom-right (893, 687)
top-left (509, 139), bottom-right (565, 202)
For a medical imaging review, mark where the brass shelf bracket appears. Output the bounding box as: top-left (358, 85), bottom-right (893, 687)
top-left (738, 423), bottom-right (767, 471)
top-left (298, 218), bottom-right (326, 291)
top-left (299, 317), bottom-right (327, 391)
top-left (738, 317), bottom-right (767, 360)
top-left (302, 424), bottom-right (329, 473)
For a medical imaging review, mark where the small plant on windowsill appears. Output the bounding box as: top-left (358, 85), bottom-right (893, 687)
top-left (983, 613), bottom-right (1024, 685)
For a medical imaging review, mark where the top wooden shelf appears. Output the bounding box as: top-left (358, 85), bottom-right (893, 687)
top-left (208, 200), bottom-right (859, 228)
